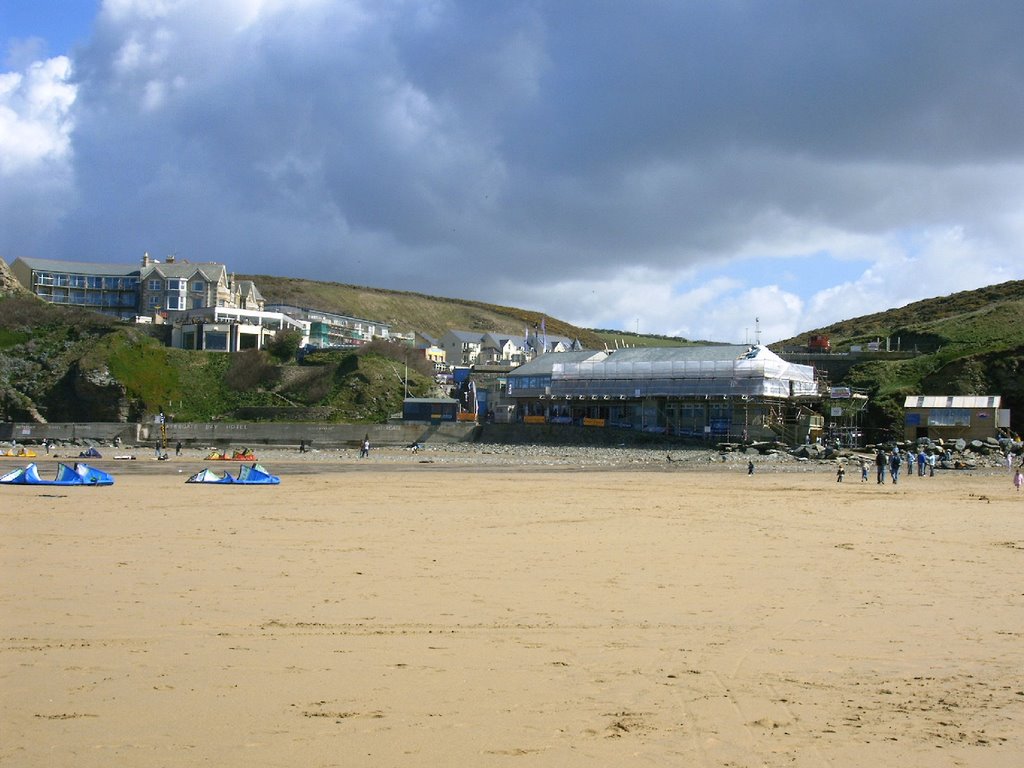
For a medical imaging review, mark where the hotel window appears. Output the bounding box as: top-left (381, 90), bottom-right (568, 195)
top-left (166, 278), bottom-right (185, 291)
top-left (192, 280), bottom-right (205, 292)
top-left (148, 279), bottom-right (162, 290)
top-left (166, 296), bottom-right (185, 310)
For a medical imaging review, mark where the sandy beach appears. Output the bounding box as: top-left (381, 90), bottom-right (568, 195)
top-left (2, 448), bottom-right (1022, 766)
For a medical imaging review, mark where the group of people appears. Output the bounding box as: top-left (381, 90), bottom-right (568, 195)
top-left (872, 447), bottom-right (938, 485)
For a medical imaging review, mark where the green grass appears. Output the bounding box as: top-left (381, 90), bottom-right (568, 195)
top-left (0, 328), bottom-right (31, 349)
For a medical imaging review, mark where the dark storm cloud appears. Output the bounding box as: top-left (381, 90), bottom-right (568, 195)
top-left (4, 0), bottom-right (1023, 338)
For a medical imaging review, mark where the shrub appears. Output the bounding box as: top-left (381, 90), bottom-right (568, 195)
top-left (225, 349), bottom-right (279, 391)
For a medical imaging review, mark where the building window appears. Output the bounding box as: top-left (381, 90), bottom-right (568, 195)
top-left (167, 278), bottom-right (185, 291)
top-left (204, 331), bottom-right (228, 351)
top-left (166, 296), bottom-right (185, 311)
top-left (192, 280), bottom-right (205, 292)
top-left (929, 408), bottom-right (970, 427)
top-left (148, 295), bottom-right (161, 308)
top-left (148, 279), bottom-right (162, 290)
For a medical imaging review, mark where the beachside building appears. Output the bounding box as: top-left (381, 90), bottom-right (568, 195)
top-left (170, 306), bottom-right (307, 352)
top-left (902, 395), bottom-right (1010, 442)
top-left (264, 304), bottom-right (390, 348)
top-left (505, 345), bottom-right (821, 442)
top-left (10, 257), bottom-right (142, 319)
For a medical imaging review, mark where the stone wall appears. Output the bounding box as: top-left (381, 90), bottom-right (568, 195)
top-left (1, 421), bottom-right (480, 448)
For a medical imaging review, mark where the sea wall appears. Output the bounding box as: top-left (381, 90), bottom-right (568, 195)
top-left (0, 421), bottom-right (481, 448)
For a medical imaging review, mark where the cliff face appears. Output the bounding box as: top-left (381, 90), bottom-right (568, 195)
top-left (72, 362), bottom-right (133, 422)
top-left (0, 258), bottom-right (31, 297)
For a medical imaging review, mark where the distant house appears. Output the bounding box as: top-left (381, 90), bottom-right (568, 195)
top-left (440, 329), bottom-right (551, 367)
top-left (479, 333), bottom-right (521, 364)
top-left (439, 330), bottom-right (488, 366)
top-left (903, 395), bottom-right (1010, 442)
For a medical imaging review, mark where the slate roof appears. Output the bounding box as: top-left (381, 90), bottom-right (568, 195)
top-left (14, 257), bottom-right (140, 276)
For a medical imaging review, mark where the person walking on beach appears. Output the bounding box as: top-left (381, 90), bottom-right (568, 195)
top-left (836, 464), bottom-right (845, 483)
top-left (359, 434), bottom-right (370, 458)
top-left (875, 449), bottom-right (886, 484)
top-left (859, 458), bottom-right (868, 482)
top-left (889, 449), bottom-right (901, 484)
top-left (917, 449), bottom-right (927, 476)
top-left (747, 460), bottom-right (755, 475)
top-left (1015, 468), bottom-right (1023, 493)
top-left (175, 440), bottom-right (182, 457)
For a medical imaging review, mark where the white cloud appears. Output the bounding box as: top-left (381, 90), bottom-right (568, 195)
top-left (0, 56), bottom-right (76, 174)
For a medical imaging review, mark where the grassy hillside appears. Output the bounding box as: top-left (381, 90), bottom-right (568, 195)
top-left (242, 274), bottom-right (604, 347)
top-left (3, 257), bottom-right (1021, 437)
top-left (589, 329), bottom-right (724, 349)
top-left (0, 293), bottom-right (438, 424)
top-left (773, 280), bottom-right (1024, 439)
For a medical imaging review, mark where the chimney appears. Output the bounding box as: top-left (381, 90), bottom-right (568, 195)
top-left (142, 252), bottom-right (151, 267)
top-left (166, 254), bottom-right (176, 264)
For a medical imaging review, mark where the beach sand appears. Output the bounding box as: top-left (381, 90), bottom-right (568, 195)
top-left (2, 453), bottom-right (1022, 766)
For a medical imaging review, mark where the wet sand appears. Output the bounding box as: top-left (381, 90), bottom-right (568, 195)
top-left (2, 453), bottom-right (1022, 766)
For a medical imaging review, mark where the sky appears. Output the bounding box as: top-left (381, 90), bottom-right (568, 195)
top-left (3, 1), bottom-right (1024, 344)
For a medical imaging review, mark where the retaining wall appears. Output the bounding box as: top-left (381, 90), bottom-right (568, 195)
top-left (1, 421), bottom-right (481, 447)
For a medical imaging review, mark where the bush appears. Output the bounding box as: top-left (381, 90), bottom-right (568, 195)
top-left (225, 349), bottom-right (279, 391)
top-left (266, 329), bottom-right (303, 363)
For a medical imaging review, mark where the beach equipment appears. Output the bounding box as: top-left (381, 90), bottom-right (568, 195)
top-left (186, 462), bottom-right (280, 485)
top-left (0, 462), bottom-right (114, 486)
top-left (78, 447), bottom-right (103, 458)
top-left (205, 448), bottom-right (258, 461)
top-left (2, 446), bottom-right (37, 458)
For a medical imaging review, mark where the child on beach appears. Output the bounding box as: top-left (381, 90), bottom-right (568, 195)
top-left (1015, 469), bottom-right (1023, 493)
top-left (836, 465), bottom-right (845, 483)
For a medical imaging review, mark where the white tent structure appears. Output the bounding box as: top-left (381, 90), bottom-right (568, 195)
top-left (505, 345), bottom-right (821, 440)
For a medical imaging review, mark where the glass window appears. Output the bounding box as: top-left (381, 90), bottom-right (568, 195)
top-left (928, 408), bottom-right (971, 427)
top-left (166, 296), bottom-right (185, 310)
top-left (148, 295), bottom-right (161, 308)
top-left (87, 276), bottom-right (102, 288)
top-left (148, 279), bottom-right (162, 290)
top-left (167, 278), bottom-right (185, 291)
top-left (192, 280), bottom-right (204, 292)
top-left (204, 332), bottom-right (228, 351)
